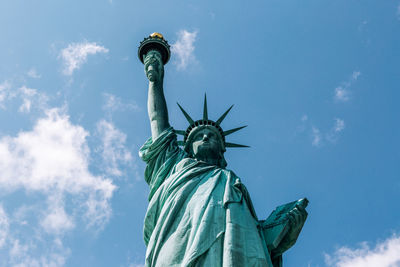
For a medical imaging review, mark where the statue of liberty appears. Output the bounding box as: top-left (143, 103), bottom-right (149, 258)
top-left (138, 33), bottom-right (308, 267)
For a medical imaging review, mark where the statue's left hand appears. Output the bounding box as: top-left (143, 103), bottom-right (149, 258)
top-left (288, 205), bottom-right (307, 234)
top-left (272, 205), bottom-right (308, 257)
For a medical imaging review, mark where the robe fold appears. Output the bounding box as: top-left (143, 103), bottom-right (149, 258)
top-left (140, 127), bottom-right (276, 267)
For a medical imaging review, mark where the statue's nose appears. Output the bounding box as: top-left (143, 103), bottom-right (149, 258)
top-left (203, 135), bottom-right (209, 141)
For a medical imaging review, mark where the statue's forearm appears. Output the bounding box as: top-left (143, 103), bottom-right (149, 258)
top-left (148, 81), bottom-right (170, 140)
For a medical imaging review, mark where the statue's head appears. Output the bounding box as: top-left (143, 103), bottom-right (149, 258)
top-left (186, 125), bottom-right (227, 167)
top-left (176, 95), bottom-right (248, 168)
top-left (144, 50), bottom-right (164, 82)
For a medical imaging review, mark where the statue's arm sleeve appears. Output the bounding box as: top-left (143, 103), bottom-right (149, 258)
top-left (147, 80), bottom-right (170, 140)
top-left (139, 127), bottom-right (183, 193)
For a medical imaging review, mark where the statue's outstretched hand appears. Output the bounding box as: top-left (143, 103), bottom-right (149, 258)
top-left (288, 205), bottom-right (307, 237)
top-left (272, 205), bottom-right (308, 257)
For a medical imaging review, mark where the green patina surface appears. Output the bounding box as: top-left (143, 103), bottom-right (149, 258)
top-left (138, 33), bottom-right (307, 267)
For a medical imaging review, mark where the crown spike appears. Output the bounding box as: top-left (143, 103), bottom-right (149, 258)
top-left (216, 105), bottom-right (234, 125)
top-left (225, 142), bottom-right (250, 148)
top-left (223, 125), bottom-right (247, 136)
top-left (203, 94), bottom-right (208, 121)
top-left (177, 103), bottom-right (195, 125)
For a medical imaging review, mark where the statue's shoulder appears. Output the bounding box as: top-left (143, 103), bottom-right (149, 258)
top-left (221, 167), bottom-right (240, 179)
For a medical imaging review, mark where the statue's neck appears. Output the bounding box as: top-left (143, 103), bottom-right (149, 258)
top-left (194, 154), bottom-right (220, 167)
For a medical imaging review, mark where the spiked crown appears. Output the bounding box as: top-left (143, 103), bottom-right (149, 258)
top-left (176, 94), bottom-right (248, 153)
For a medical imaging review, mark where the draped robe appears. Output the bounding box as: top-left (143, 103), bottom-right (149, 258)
top-left (140, 127), bottom-right (278, 267)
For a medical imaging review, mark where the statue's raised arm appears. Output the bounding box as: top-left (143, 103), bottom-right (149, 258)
top-left (139, 33), bottom-right (171, 140)
top-left (144, 50), bottom-right (169, 140)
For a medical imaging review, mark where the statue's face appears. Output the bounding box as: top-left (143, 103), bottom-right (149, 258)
top-left (144, 50), bottom-right (163, 82)
top-left (191, 127), bottom-right (222, 160)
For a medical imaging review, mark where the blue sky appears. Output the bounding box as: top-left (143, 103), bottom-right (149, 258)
top-left (0, 0), bottom-right (400, 266)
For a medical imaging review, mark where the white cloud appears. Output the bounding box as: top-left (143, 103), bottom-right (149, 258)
top-left (18, 86), bottom-right (48, 113)
top-left (326, 118), bottom-right (345, 143)
top-left (0, 204), bottom-right (9, 248)
top-left (334, 118), bottom-right (345, 132)
top-left (8, 238), bottom-right (70, 267)
top-left (96, 119), bottom-right (132, 177)
top-left (295, 115), bottom-right (308, 135)
top-left (334, 71), bottom-right (361, 102)
top-left (306, 118), bottom-right (345, 146)
top-left (335, 87), bottom-right (350, 102)
top-left (171, 30), bottom-right (198, 70)
top-left (325, 235), bottom-right (400, 267)
top-left (0, 108), bottom-right (116, 226)
top-left (27, 68), bottom-right (41, 79)
top-left (102, 93), bottom-right (139, 114)
top-left (0, 82), bottom-right (48, 112)
top-left (352, 71), bottom-right (361, 80)
top-left (40, 195), bottom-right (75, 235)
top-left (60, 41), bottom-right (109, 76)
top-left (301, 116), bottom-right (345, 147)
top-left (0, 81), bottom-right (12, 108)
top-left (0, 107), bottom-right (116, 265)
top-left (12, 204), bottom-right (36, 226)
top-left (312, 127), bottom-right (321, 147)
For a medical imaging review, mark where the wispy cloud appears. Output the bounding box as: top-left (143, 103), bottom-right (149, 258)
top-left (0, 82), bottom-right (48, 112)
top-left (18, 86), bottom-right (48, 113)
top-left (334, 71), bottom-right (361, 102)
top-left (0, 108), bottom-right (116, 227)
top-left (312, 127), bottom-right (321, 147)
top-left (40, 195), bottom-right (75, 235)
top-left (325, 235), bottom-right (400, 267)
top-left (27, 68), bottom-right (41, 79)
top-left (96, 120), bottom-right (132, 177)
top-left (8, 237), bottom-right (70, 267)
top-left (0, 108), bottom-right (116, 265)
top-left (326, 118), bottom-right (345, 143)
top-left (0, 204), bottom-right (9, 248)
top-left (352, 71), bottom-right (361, 80)
top-left (102, 93), bottom-right (139, 114)
top-left (0, 81), bottom-right (12, 108)
top-left (302, 117), bottom-right (345, 147)
top-left (335, 87), bottom-right (350, 102)
top-left (334, 118), bottom-right (345, 132)
top-left (60, 41), bottom-right (109, 76)
top-left (171, 30), bottom-right (198, 70)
